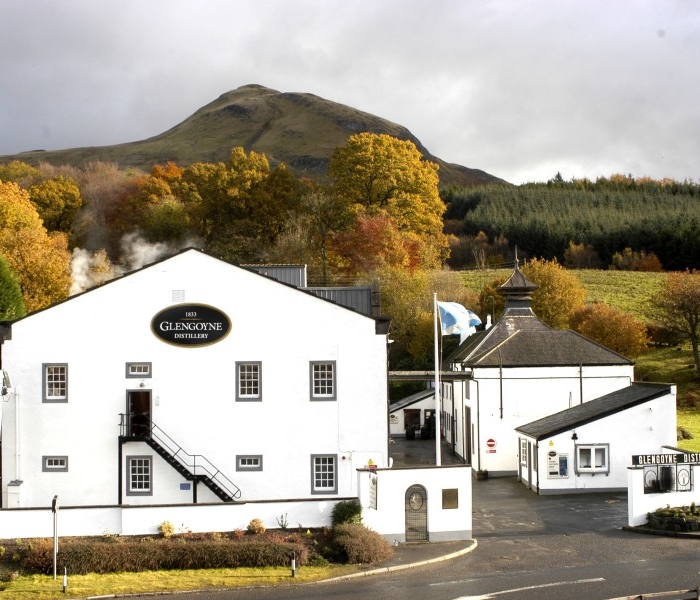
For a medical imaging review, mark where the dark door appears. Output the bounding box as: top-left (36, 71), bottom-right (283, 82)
top-left (404, 409), bottom-right (420, 433)
top-left (127, 390), bottom-right (151, 437)
top-left (405, 484), bottom-right (428, 542)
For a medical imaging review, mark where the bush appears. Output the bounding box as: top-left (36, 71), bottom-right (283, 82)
top-left (331, 500), bottom-right (362, 527)
top-left (246, 518), bottom-right (266, 535)
top-left (331, 524), bottom-right (393, 564)
top-left (19, 538), bottom-right (308, 575)
top-left (158, 521), bottom-right (176, 538)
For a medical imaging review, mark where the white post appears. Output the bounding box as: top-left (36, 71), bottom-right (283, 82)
top-left (434, 293), bottom-right (441, 467)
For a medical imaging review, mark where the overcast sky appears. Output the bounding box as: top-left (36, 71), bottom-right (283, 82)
top-left (0, 0), bottom-right (697, 185)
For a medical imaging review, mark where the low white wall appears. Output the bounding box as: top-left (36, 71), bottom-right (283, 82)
top-left (0, 499), bottom-right (343, 539)
top-left (627, 465), bottom-right (700, 526)
top-left (358, 465), bottom-right (472, 543)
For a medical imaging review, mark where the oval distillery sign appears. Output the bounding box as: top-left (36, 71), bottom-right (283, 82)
top-left (151, 304), bottom-right (231, 347)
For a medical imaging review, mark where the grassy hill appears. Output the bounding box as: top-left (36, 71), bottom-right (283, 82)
top-left (459, 267), bottom-right (665, 317)
top-left (0, 84), bottom-right (504, 188)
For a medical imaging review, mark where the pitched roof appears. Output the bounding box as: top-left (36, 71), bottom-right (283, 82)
top-left (444, 261), bottom-right (633, 369)
top-left (389, 389), bottom-right (435, 412)
top-left (515, 382), bottom-right (673, 440)
top-left (446, 313), bottom-right (633, 367)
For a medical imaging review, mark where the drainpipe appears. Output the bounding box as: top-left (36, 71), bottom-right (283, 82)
top-left (14, 387), bottom-right (20, 484)
top-left (579, 363), bottom-right (583, 404)
top-left (499, 349), bottom-right (504, 419)
top-left (475, 378), bottom-right (482, 472)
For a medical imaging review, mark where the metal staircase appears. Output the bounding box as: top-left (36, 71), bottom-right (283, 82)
top-left (119, 414), bottom-right (241, 502)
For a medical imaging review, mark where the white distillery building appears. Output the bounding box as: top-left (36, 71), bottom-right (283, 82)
top-left (515, 382), bottom-right (676, 494)
top-left (0, 248), bottom-right (391, 509)
top-left (441, 262), bottom-right (638, 477)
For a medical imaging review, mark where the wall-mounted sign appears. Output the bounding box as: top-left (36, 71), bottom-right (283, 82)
top-left (369, 475), bottom-right (378, 510)
top-left (547, 451), bottom-right (569, 478)
top-left (151, 304), bottom-right (231, 347)
top-left (631, 453), bottom-right (684, 466)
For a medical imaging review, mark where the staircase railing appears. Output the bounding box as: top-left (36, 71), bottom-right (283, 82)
top-left (118, 413), bottom-right (241, 501)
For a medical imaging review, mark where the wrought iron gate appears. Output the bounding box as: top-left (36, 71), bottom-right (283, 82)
top-left (405, 484), bottom-right (428, 542)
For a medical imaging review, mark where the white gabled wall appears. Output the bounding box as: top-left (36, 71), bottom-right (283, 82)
top-left (522, 390), bottom-right (676, 493)
top-left (1, 250), bottom-right (388, 508)
top-left (462, 364), bottom-right (634, 474)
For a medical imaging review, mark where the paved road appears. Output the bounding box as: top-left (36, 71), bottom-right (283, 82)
top-left (179, 440), bottom-right (700, 599)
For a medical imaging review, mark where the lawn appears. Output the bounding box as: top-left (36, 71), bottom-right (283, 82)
top-left (0, 565), bottom-right (359, 599)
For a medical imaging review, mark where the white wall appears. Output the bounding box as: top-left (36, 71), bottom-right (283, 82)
top-left (389, 395), bottom-right (436, 436)
top-left (628, 465), bottom-right (700, 527)
top-left (358, 465), bottom-right (472, 542)
top-left (463, 365), bottom-right (634, 474)
top-left (1, 250), bottom-right (389, 508)
top-left (0, 467), bottom-right (473, 543)
top-left (0, 498), bottom-right (343, 539)
top-left (521, 392), bottom-right (676, 494)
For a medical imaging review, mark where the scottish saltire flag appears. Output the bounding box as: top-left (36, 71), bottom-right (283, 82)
top-left (437, 302), bottom-right (482, 341)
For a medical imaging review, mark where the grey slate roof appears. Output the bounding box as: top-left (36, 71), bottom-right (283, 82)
top-left (445, 261), bottom-right (633, 369)
top-left (446, 312), bottom-right (633, 367)
top-left (515, 382), bottom-right (673, 440)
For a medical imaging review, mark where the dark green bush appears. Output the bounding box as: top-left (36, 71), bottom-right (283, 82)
top-left (331, 500), bottom-right (363, 527)
top-left (331, 524), bottom-right (393, 564)
top-left (20, 538), bottom-right (308, 575)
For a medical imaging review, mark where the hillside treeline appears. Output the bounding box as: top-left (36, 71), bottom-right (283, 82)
top-left (444, 174), bottom-right (700, 271)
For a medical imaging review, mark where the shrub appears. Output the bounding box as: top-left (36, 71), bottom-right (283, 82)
top-left (678, 426), bottom-right (694, 440)
top-left (331, 500), bottom-right (363, 527)
top-left (158, 521), bottom-right (176, 538)
top-left (247, 518), bottom-right (266, 535)
top-left (331, 523), bottom-right (393, 564)
top-left (19, 538), bottom-right (308, 574)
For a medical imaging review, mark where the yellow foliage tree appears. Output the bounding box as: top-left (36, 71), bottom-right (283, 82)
top-left (328, 133), bottom-right (449, 270)
top-left (29, 176), bottom-right (83, 232)
top-left (0, 181), bottom-right (71, 311)
top-left (570, 303), bottom-right (649, 357)
top-left (522, 257), bottom-right (585, 329)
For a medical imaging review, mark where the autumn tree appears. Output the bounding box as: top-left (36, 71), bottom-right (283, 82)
top-left (0, 160), bottom-right (42, 188)
top-left (0, 254), bottom-right (26, 320)
top-left (179, 148), bottom-right (295, 262)
top-left (522, 258), bottom-right (585, 329)
top-left (570, 303), bottom-right (649, 357)
top-left (0, 181), bottom-right (71, 311)
top-left (654, 271), bottom-right (700, 375)
top-left (610, 247), bottom-right (663, 272)
top-left (379, 267), bottom-right (479, 369)
top-left (329, 212), bottom-right (410, 279)
top-left (297, 188), bottom-right (353, 284)
top-left (328, 133), bottom-right (449, 270)
top-left (124, 163), bottom-right (190, 245)
top-left (73, 161), bottom-right (141, 257)
top-left (563, 241), bottom-right (603, 269)
top-left (29, 176), bottom-right (83, 233)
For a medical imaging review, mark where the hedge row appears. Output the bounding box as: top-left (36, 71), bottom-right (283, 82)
top-left (20, 538), bottom-right (309, 575)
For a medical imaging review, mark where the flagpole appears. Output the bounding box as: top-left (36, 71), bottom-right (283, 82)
top-left (433, 293), bottom-right (441, 467)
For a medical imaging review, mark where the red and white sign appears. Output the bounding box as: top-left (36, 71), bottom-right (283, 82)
top-left (486, 438), bottom-right (497, 453)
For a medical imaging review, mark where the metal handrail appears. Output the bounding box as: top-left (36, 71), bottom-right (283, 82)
top-left (118, 413), bottom-right (241, 500)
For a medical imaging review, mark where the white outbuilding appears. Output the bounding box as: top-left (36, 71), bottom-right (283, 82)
top-left (515, 382), bottom-right (677, 494)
